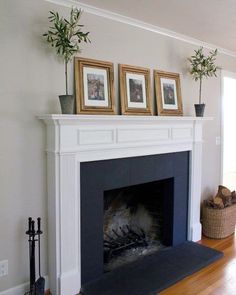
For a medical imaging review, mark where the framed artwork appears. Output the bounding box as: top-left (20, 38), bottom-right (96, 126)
top-left (119, 64), bottom-right (152, 115)
top-left (154, 70), bottom-right (183, 116)
top-left (74, 57), bottom-right (115, 114)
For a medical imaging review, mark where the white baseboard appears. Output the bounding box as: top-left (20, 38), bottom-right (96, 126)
top-left (0, 276), bottom-right (49, 295)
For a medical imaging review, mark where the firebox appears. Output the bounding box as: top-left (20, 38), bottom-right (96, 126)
top-left (80, 152), bottom-right (189, 288)
top-left (103, 179), bottom-right (173, 272)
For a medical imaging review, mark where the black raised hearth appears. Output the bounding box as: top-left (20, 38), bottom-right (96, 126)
top-left (81, 241), bottom-right (223, 295)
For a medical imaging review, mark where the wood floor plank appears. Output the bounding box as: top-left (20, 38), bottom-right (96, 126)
top-left (159, 234), bottom-right (236, 295)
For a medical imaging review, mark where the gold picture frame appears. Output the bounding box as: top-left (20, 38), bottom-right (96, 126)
top-left (119, 64), bottom-right (152, 115)
top-left (154, 70), bottom-right (183, 116)
top-left (74, 57), bottom-right (116, 114)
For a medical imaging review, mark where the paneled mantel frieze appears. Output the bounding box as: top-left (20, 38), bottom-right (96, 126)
top-left (38, 114), bottom-right (212, 295)
top-left (38, 114), bottom-right (212, 157)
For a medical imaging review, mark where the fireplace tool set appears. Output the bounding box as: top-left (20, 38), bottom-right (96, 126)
top-left (25, 217), bottom-right (45, 295)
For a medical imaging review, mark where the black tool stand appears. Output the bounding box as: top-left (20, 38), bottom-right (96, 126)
top-left (25, 217), bottom-right (44, 295)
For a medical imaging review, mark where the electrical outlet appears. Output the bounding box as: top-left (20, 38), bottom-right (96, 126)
top-left (0, 260), bottom-right (8, 277)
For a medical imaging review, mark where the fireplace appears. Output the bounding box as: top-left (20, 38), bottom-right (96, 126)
top-left (80, 152), bottom-right (189, 286)
top-left (39, 115), bottom-right (210, 295)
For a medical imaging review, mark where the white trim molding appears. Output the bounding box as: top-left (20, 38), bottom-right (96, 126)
top-left (44, 0), bottom-right (236, 58)
top-left (220, 70), bottom-right (236, 185)
top-left (39, 114), bottom-right (212, 295)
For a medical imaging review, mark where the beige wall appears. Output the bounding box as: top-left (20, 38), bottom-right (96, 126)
top-left (1, 0), bottom-right (236, 291)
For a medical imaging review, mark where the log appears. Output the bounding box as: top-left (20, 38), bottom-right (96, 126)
top-left (211, 185), bottom-right (233, 208)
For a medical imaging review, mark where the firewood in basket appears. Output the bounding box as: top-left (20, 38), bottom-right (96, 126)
top-left (215, 185), bottom-right (232, 207)
top-left (219, 185), bottom-right (231, 196)
top-left (232, 191), bottom-right (236, 204)
top-left (212, 196), bottom-right (224, 209)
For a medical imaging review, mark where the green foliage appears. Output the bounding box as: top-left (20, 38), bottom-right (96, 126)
top-left (188, 47), bottom-right (219, 81)
top-left (43, 7), bottom-right (90, 94)
top-left (43, 7), bottom-right (90, 63)
top-left (188, 47), bottom-right (219, 104)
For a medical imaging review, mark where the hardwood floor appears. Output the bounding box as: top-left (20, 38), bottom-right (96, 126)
top-left (160, 235), bottom-right (236, 295)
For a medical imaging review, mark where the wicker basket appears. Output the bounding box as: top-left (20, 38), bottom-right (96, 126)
top-left (202, 204), bottom-right (236, 239)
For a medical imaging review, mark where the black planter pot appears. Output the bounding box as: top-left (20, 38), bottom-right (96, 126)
top-left (194, 103), bottom-right (205, 117)
top-left (59, 95), bottom-right (75, 114)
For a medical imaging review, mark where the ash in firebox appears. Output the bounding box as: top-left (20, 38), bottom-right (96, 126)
top-left (104, 239), bottom-right (164, 272)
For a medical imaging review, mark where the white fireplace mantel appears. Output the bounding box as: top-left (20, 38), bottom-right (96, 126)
top-left (39, 114), bottom-right (212, 295)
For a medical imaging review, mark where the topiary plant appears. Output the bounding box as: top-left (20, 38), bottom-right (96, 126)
top-left (43, 7), bottom-right (90, 95)
top-left (188, 47), bottom-right (219, 104)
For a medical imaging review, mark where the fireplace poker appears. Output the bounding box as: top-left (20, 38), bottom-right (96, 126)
top-left (35, 217), bottom-right (45, 295)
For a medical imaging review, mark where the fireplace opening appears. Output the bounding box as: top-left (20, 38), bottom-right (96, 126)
top-left (103, 178), bottom-right (173, 272)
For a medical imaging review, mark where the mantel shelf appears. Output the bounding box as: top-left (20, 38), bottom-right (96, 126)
top-left (38, 114), bottom-right (213, 124)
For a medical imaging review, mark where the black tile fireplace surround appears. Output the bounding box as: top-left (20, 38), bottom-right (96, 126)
top-left (80, 152), bottom-right (189, 289)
